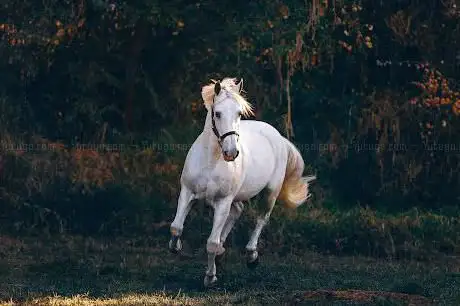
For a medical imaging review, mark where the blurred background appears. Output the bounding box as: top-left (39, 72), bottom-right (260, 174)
top-left (1, 0), bottom-right (459, 259)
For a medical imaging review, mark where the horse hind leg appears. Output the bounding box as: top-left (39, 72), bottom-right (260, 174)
top-left (204, 197), bottom-right (233, 287)
top-left (245, 189), bottom-right (278, 269)
top-left (215, 201), bottom-right (244, 267)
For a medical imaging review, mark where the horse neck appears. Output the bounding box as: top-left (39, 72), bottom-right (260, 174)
top-left (202, 110), bottom-right (220, 160)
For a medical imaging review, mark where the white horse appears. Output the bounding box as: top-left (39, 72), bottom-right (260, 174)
top-left (168, 77), bottom-right (316, 287)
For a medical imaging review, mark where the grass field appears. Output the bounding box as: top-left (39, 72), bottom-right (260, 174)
top-left (0, 235), bottom-right (458, 305)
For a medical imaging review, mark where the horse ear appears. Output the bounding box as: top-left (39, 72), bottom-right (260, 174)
top-left (214, 81), bottom-right (221, 95)
top-left (236, 78), bottom-right (243, 93)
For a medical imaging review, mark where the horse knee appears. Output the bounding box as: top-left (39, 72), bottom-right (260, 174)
top-left (206, 240), bottom-right (223, 254)
top-left (206, 240), bottom-right (219, 253)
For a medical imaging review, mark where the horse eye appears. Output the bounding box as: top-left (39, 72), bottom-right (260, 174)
top-left (215, 111), bottom-right (221, 119)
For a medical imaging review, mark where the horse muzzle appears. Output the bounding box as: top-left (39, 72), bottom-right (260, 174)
top-left (223, 148), bottom-right (239, 161)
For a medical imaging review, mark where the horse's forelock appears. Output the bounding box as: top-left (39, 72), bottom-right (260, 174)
top-left (201, 77), bottom-right (254, 117)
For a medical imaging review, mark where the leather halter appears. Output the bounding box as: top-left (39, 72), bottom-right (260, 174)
top-left (211, 88), bottom-right (240, 158)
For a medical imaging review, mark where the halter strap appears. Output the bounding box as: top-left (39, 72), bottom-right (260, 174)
top-left (211, 104), bottom-right (240, 146)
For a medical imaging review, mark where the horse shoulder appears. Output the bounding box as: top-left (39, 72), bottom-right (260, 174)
top-left (181, 134), bottom-right (207, 181)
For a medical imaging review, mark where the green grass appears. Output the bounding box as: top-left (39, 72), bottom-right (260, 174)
top-left (0, 235), bottom-right (458, 305)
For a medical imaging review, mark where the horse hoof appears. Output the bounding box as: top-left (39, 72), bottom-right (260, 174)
top-left (203, 274), bottom-right (217, 288)
top-left (246, 251), bottom-right (259, 269)
top-left (247, 256), bottom-right (259, 269)
top-left (168, 236), bottom-right (182, 254)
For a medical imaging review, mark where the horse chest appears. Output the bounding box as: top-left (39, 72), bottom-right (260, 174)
top-left (190, 167), bottom-right (237, 200)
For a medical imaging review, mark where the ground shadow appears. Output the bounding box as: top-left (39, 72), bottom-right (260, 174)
top-left (0, 235), bottom-right (457, 305)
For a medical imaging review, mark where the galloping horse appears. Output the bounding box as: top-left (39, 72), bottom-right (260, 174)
top-left (168, 77), bottom-right (316, 287)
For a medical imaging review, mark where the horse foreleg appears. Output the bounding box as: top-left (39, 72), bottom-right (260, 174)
top-left (204, 197), bottom-right (232, 287)
top-left (169, 186), bottom-right (195, 253)
top-left (245, 194), bottom-right (276, 269)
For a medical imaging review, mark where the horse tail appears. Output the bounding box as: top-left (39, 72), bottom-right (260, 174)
top-left (278, 139), bottom-right (316, 209)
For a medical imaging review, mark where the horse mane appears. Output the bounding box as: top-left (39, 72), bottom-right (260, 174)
top-left (201, 77), bottom-right (254, 117)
